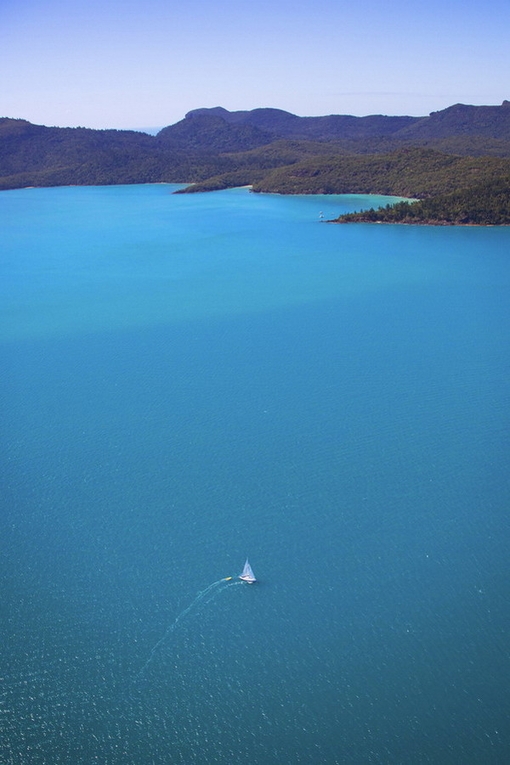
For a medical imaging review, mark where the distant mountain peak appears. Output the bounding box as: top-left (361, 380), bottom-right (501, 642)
top-left (185, 107), bottom-right (232, 120)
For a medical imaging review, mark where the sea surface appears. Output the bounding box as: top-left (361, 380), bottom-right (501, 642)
top-left (1, 184), bottom-right (509, 764)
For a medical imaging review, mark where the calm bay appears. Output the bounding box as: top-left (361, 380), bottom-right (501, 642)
top-left (1, 184), bottom-right (509, 764)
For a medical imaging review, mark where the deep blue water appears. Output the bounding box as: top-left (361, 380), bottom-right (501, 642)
top-left (1, 185), bottom-right (509, 764)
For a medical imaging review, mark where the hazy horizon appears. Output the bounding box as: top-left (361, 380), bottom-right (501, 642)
top-left (4, 99), bottom-right (509, 134)
top-left (2, 0), bottom-right (509, 131)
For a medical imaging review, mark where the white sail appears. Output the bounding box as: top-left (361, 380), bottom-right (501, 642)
top-left (239, 559), bottom-right (256, 583)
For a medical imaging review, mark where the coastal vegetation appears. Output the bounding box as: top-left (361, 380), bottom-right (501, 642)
top-left (333, 176), bottom-right (510, 225)
top-left (2, 102), bottom-right (510, 223)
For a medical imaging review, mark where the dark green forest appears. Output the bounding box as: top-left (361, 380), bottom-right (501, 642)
top-left (334, 176), bottom-right (510, 225)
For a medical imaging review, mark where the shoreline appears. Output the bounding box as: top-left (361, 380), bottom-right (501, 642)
top-left (331, 219), bottom-right (510, 227)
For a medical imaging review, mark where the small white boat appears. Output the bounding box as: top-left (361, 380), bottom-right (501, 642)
top-left (239, 559), bottom-right (256, 583)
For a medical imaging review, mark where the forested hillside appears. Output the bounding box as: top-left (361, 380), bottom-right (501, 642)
top-left (249, 149), bottom-right (510, 197)
top-left (2, 103), bottom-right (510, 216)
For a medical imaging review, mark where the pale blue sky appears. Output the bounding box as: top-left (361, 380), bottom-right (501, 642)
top-left (1, 0), bottom-right (508, 129)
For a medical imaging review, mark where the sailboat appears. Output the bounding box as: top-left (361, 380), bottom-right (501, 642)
top-left (239, 559), bottom-right (256, 584)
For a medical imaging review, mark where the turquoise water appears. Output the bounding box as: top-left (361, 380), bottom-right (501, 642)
top-left (1, 185), bottom-right (509, 764)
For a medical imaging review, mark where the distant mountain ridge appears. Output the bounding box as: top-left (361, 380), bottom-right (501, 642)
top-left (1, 101), bottom-right (510, 192)
top-left (397, 101), bottom-right (510, 140)
top-left (183, 102), bottom-right (510, 142)
top-left (183, 106), bottom-right (420, 141)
